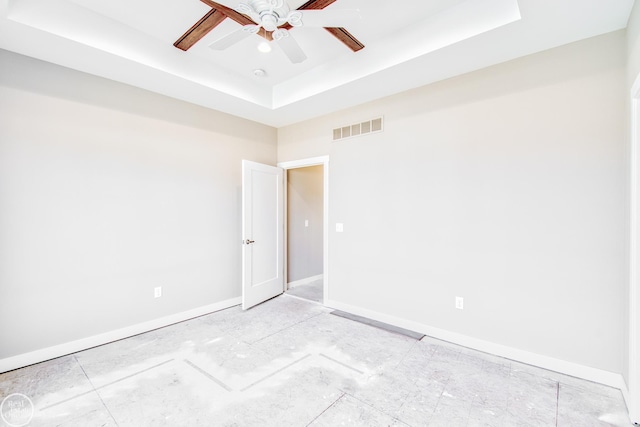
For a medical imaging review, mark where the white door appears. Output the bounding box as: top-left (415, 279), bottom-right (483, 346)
top-left (242, 160), bottom-right (284, 310)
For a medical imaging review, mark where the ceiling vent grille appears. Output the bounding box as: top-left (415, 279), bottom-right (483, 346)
top-left (333, 117), bottom-right (383, 142)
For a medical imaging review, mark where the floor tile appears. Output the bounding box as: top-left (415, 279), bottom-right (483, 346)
top-left (309, 394), bottom-right (407, 426)
top-left (95, 358), bottom-right (224, 426)
top-left (31, 391), bottom-right (116, 427)
top-left (255, 311), bottom-right (417, 375)
top-left (204, 295), bottom-right (327, 344)
top-left (286, 278), bottom-right (324, 303)
top-left (213, 364), bottom-right (344, 427)
top-left (427, 395), bottom-right (473, 426)
top-left (0, 294), bottom-right (633, 426)
top-left (344, 370), bottom-right (417, 417)
top-left (557, 383), bottom-right (632, 427)
top-left (0, 355), bottom-right (115, 426)
top-left (394, 376), bottom-right (444, 426)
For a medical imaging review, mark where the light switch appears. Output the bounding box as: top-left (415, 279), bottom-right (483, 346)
top-left (305, 220), bottom-right (309, 227)
top-left (336, 223), bottom-right (344, 232)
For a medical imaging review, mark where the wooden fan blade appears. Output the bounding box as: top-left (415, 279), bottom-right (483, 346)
top-left (174, 8), bottom-right (227, 51)
top-left (295, 0), bottom-right (365, 53)
top-left (325, 27), bottom-right (364, 52)
top-left (201, 0), bottom-right (274, 41)
top-left (201, 0), bottom-right (253, 25)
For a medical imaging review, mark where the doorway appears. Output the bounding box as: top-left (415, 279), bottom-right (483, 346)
top-left (278, 156), bottom-right (329, 304)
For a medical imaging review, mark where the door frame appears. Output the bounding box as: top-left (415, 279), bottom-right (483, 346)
top-left (278, 156), bottom-right (329, 303)
top-left (629, 74), bottom-right (640, 424)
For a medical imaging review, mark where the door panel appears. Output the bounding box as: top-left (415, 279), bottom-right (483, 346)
top-left (242, 160), bottom-right (284, 310)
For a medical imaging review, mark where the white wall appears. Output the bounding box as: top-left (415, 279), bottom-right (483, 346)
top-left (629, 3), bottom-right (640, 86)
top-left (626, 2), bottom-right (640, 420)
top-left (279, 31), bottom-right (627, 375)
top-left (0, 27), bottom-right (630, 387)
top-left (287, 166), bottom-right (324, 283)
top-left (0, 50), bottom-right (277, 361)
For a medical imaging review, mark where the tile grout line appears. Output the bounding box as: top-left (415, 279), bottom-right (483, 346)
top-left (463, 397), bottom-right (475, 427)
top-left (183, 359), bottom-right (233, 392)
top-left (394, 340), bottom-right (422, 375)
top-left (240, 353), bottom-right (312, 392)
top-left (343, 392), bottom-right (411, 425)
top-left (392, 343), bottom-right (423, 414)
top-left (389, 339), bottom-right (431, 420)
top-left (318, 353), bottom-right (365, 375)
top-left (94, 359), bottom-right (175, 391)
top-left (251, 311), bottom-right (326, 345)
top-left (428, 367), bottom-right (454, 425)
top-left (74, 355), bottom-right (121, 427)
top-left (38, 388), bottom-right (95, 411)
top-left (42, 359), bottom-right (174, 412)
top-left (304, 392), bottom-right (346, 426)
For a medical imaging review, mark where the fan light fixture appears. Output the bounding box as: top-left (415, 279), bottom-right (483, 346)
top-left (257, 41), bottom-right (272, 53)
top-left (207, 0), bottom-right (363, 64)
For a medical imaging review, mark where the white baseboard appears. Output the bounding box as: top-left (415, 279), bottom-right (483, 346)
top-left (325, 299), bottom-right (624, 390)
top-left (287, 274), bottom-right (323, 288)
top-left (0, 297), bottom-right (241, 374)
top-left (1, 295), bottom-right (629, 402)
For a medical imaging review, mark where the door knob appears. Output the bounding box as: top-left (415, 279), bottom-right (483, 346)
top-left (244, 239), bottom-right (255, 245)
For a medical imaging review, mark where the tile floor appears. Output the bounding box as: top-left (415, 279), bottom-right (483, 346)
top-left (0, 295), bottom-right (632, 426)
top-left (286, 278), bottom-right (323, 304)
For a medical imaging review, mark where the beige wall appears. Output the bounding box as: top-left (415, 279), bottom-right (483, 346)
top-left (287, 166), bottom-right (324, 283)
top-left (279, 31), bottom-right (627, 374)
top-left (0, 50), bottom-right (277, 359)
top-left (0, 26), bottom-right (631, 384)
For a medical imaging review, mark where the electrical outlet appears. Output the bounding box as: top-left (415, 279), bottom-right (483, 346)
top-left (154, 287), bottom-right (162, 299)
top-left (455, 296), bottom-right (464, 310)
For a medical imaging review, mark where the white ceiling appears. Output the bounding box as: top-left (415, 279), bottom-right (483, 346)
top-left (0, 0), bottom-right (635, 127)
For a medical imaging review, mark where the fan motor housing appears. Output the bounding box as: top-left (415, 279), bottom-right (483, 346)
top-left (249, 0), bottom-right (290, 31)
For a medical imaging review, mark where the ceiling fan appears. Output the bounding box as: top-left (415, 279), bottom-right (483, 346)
top-left (174, 0), bottom-right (364, 64)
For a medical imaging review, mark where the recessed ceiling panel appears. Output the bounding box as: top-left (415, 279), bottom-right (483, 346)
top-left (67, 0), bottom-right (211, 45)
top-left (0, 0), bottom-right (635, 126)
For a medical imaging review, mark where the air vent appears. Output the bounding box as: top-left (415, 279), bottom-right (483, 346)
top-left (333, 117), bottom-right (383, 142)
